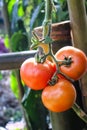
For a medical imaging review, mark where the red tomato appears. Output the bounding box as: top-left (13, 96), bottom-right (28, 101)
top-left (55, 46), bottom-right (87, 80)
top-left (41, 79), bottom-right (76, 112)
top-left (86, 58), bottom-right (87, 72)
top-left (20, 58), bottom-right (56, 90)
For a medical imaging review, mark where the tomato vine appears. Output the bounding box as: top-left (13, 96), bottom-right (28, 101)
top-left (31, 0), bottom-right (87, 123)
top-left (20, 0), bottom-right (87, 124)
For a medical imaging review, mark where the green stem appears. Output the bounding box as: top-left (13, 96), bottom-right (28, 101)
top-left (2, 0), bottom-right (11, 37)
top-left (43, 0), bottom-right (53, 38)
top-left (44, 0), bottom-right (52, 21)
top-left (72, 103), bottom-right (87, 123)
top-left (42, 43), bottom-right (74, 83)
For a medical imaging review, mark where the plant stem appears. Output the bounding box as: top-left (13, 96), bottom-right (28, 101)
top-left (72, 103), bottom-right (87, 123)
top-left (2, 0), bottom-right (11, 37)
top-left (43, 0), bottom-right (53, 38)
top-left (42, 1), bottom-right (60, 130)
top-left (44, 0), bottom-right (52, 22)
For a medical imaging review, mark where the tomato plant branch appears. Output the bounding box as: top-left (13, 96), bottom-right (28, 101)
top-left (42, 0), bottom-right (74, 83)
top-left (72, 103), bottom-right (87, 123)
top-left (47, 44), bottom-right (74, 82)
top-left (38, 42), bottom-right (74, 84)
top-left (2, 0), bottom-right (11, 37)
top-left (43, 0), bottom-right (53, 38)
top-left (42, 2), bottom-right (61, 129)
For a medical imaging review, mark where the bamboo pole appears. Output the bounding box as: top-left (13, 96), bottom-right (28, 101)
top-left (0, 50), bottom-right (36, 70)
top-left (67, 0), bottom-right (87, 112)
top-left (67, 0), bottom-right (87, 53)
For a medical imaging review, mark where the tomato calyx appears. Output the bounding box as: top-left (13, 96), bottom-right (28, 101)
top-left (31, 31), bottom-right (53, 50)
top-left (48, 73), bottom-right (58, 86)
top-left (35, 46), bottom-right (46, 63)
top-left (58, 56), bottom-right (73, 67)
top-left (48, 69), bottom-right (74, 86)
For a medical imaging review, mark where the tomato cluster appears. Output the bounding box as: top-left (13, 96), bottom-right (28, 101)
top-left (20, 46), bottom-right (87, 112)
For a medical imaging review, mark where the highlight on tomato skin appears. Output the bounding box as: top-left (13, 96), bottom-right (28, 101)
top-left (41, 79), bottom-right (76, 112)
top-left (55, 46), bottom-right (87, 80)
top-left (20, 57), bottom-right (56, 90)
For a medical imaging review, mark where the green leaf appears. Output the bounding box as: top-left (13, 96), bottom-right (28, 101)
top-left (11, 32), bottom-right (29, 52)
top-left (11, 1), bottom-right (19, 32)
top-left (22, 89), bottom-right (48, 130)
top-left (10, 71), bottom-right (19, 98)
top-left (22, 0), bottom-right (29, 10)
top-left (0, 72), bottom-right (3, 80)
top-left (30, 2), bottom-right (44, 29)
top-left (18, 2), bottom-right (24, 17)
top-left (8, 0), bottom-right (16, 15)
top-left (4, 35), bottom-right (10, 49)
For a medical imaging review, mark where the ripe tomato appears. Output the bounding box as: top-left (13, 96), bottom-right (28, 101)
top-left (55, 46), bottom-right (87, 80)
top-left (41, 79), bottom-right (76, 112)
top-left (20, 58), bottom-right (56, 90)
top-left (86, 58), bottom-right (87, 72)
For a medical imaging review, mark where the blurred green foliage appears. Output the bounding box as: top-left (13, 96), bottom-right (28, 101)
top-left (10, 71), bottom-right (19, 98)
